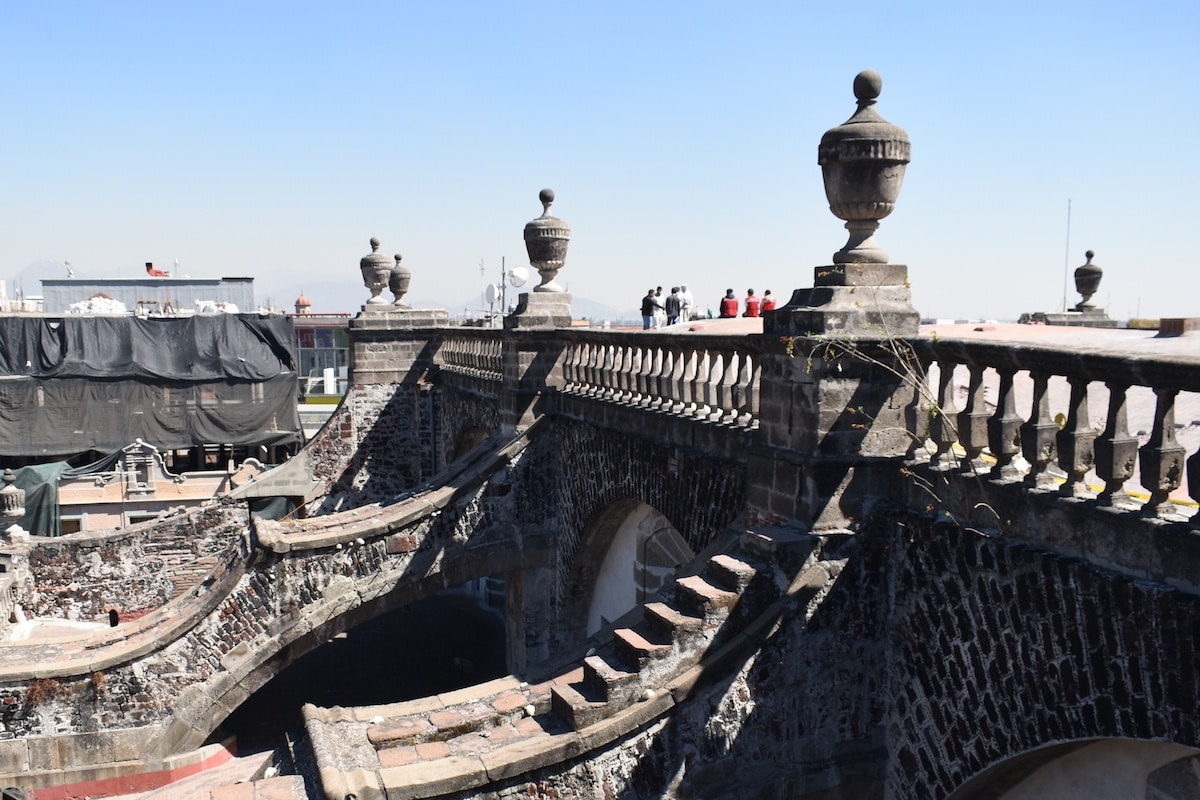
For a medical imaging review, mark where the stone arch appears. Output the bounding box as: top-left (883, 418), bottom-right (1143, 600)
top-left (948, 739), bottom-right (1200, 800)
top-left (451, 426), bottom-right (490, 462)
top-left (562, 498), bottom-right (694, 638)
top-left (163, 535), bottom-right (546, 756)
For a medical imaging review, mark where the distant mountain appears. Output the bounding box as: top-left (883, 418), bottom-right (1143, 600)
top-left (5, 259), bottom-right (73, 297)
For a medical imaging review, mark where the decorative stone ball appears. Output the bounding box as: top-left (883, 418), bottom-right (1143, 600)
top-left (853, 70), bottom-right (883, 101)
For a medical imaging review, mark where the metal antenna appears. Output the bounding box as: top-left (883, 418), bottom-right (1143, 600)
top-left (1061, 198), bottom-right (1072, 312)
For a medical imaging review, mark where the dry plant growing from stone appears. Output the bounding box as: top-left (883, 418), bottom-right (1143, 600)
top-left (25, 678), bottom-right (63, 708)
top-left (783, 314), bottom-right (1007, 534)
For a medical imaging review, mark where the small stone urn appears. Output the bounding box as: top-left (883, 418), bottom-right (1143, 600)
top-left (1073, 250), bottom-right (1102, 310)
top-left (818, 70), bottom-right (911, 264)
top-left (523, 189), bottom-right (571, 292)
top-left (359, 237), bottom-right (392, 306)
top-left (389, 254), bottom-right (411, 308)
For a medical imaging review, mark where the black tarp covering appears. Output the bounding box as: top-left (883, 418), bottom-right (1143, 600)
top-left (0, 314), bottom-right (296, 379)
top-left (0, 315), bottom-right (301, 457)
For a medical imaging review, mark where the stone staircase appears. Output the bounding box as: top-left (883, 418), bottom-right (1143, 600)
top-left (550, 527), bottom-right (804, 731)
top-left (285, 525), bottom-right (827, 799)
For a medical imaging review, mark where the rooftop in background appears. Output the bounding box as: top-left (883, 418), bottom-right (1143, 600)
top-left (38, 276), bottom-right (255, 315)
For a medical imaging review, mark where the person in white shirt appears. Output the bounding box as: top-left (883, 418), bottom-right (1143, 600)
top-left (679, 283), bottom-right (695, 322)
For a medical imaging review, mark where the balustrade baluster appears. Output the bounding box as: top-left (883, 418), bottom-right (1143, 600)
top-left (611, 345), bottom-right (629, 402)
top-left (471, 339), bottom-right (483, 379)
top-left (717, 353), bottom-right (740, 424)
top-left (584, 343), bottom-right (602, 396)
top-left (652, 347), bottom-right (672, 410)
top-left (987, 368), bottom-right (1023, 481)
top-left (1094, 382), bottom-right (1138, 506)
top-left (693, 350), bottom-right (713, 419)
top-left (904, 352), bottom-right (933, 459)
top-left (929, 359), bottom-right (960, 469)
top-left (1139, 388), bottom-right (1187, 517)
top-left (620, 346), bottom-right (639, 404)
top-left (678, 347), bottom-right (699, 416)
top-left (734, 353), bottom-right (758, 427)
top-left (956, 365), bottom-right (990, 472)
top-left (600, 345), bottom-right (617, 398)
top-left (668, 348), bottom-right (688, 414)
top-left (634, 345), bottom-right (652, 406)
top-left (489, 338), bottom-right (502, 380)
top-left (704, 352), bottom-right (725, 421)
top-left (561, 342), bottom-right (579, 392)
top-left (1020, 372), bottom-right (1058, 487)
top-left (1055, 377), bottom-right (1096, 497)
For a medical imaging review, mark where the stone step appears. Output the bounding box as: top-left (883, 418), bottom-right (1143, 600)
top-left (643, 601), bottom-right (705, 646)
top-left (707, 553), bottom-right (757, 593)
top-left (674, 574), bottom-right (740, 621)
top-left (582, 653), bottom-right (640, 706)
top-left (613, 626), bottom-right (673, 667)
top-left (550, 681), bottom-right (607, 730)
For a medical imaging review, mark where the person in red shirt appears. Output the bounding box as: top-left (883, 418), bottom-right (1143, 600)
top-left (743, 288), bottom-right (761, 317)
top-left (719, 289), bottom-right (738, 318)
top-left (761, 289), bottom-right (777, 313)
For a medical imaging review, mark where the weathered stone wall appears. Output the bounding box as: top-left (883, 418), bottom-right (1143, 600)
top-left (437, 384), bottom-right (501, 466)
top-left (885, 515), bottom-right (1200, 799)
top-left (532, 415), bottom-right (749, 652)
top-left (23, 503), bottom-right (243, 621)
top-left (315, 383), bottom-right (429, 512)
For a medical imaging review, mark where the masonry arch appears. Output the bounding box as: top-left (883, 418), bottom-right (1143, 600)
top-left (563, 499), bottom-right (694, 638)
top-left (451, 426), bottom-right (490, 462)
top-left (948, 739), bottom-right (1200, 800)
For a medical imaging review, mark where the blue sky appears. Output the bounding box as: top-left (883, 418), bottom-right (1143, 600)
top-left (2, 1), bottom-right (1196, 320)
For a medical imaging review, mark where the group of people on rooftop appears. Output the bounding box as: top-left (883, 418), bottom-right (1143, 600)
top-left (641, 286), bottom-right (778, 329)
top-left (719, 288), bottom-right (776, 319)
top-left (640, 285), bottom-right (695, 329)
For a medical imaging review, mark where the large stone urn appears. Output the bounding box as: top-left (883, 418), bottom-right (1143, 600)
top-left (359, 237), bottom-right (392, 307)
top-left (818, 70), bottom-right (911, 264)
top-left (389, 254), bottom-right (412, 308)
top-left (523, 189), bottom-right (571, 292)
top-left (1073, 250), bottom-right (1102, 310)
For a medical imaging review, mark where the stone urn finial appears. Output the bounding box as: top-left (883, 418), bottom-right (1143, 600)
top-left (1073, 250), bottom-right (1103, 310)
top-left (523, 189), bottom-right (571, 292)
top-left (389, 254), bottom-right (412, 308)
top-left (818, 70), bottom-right (911, 264)
top-left (360, 237), bottom-right (393, 307)
top-left (1, 469), bottom-right (24, 526)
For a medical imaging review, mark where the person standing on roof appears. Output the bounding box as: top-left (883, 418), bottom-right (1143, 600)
top-left (761, 289), bottom-right (777, 313)
top-left (679, 284), bottom-right (694, 322)
top-left (743, 288), bottom-right (761, 318)
top-left (641, 289), bottom-right (662, 330)
top-left (719, 289), bottom-right (738, 318)
top-left (665, 287), bottom-right (682, 326)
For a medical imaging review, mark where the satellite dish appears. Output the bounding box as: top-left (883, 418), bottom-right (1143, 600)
top-left (507, 266), bottom-right (529, 288)
top-left (484, 283), bottom-right (500, 305)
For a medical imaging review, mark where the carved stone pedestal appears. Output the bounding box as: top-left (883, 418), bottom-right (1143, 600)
top-left (504, 292), bottom-right (573, 330)
top-left (764, 264), bottom-right (918, 337)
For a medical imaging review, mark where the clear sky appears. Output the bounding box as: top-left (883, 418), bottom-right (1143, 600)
top-left (2, 1), bottom-right (1196, 321)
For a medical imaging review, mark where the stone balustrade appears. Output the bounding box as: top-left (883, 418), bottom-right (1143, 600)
top-left (435, 331), bottom-right (505, 384)
top-left (908, 331), bottom-right (1200, 520)
top-left (558, 332), bottom-right (760, 430)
